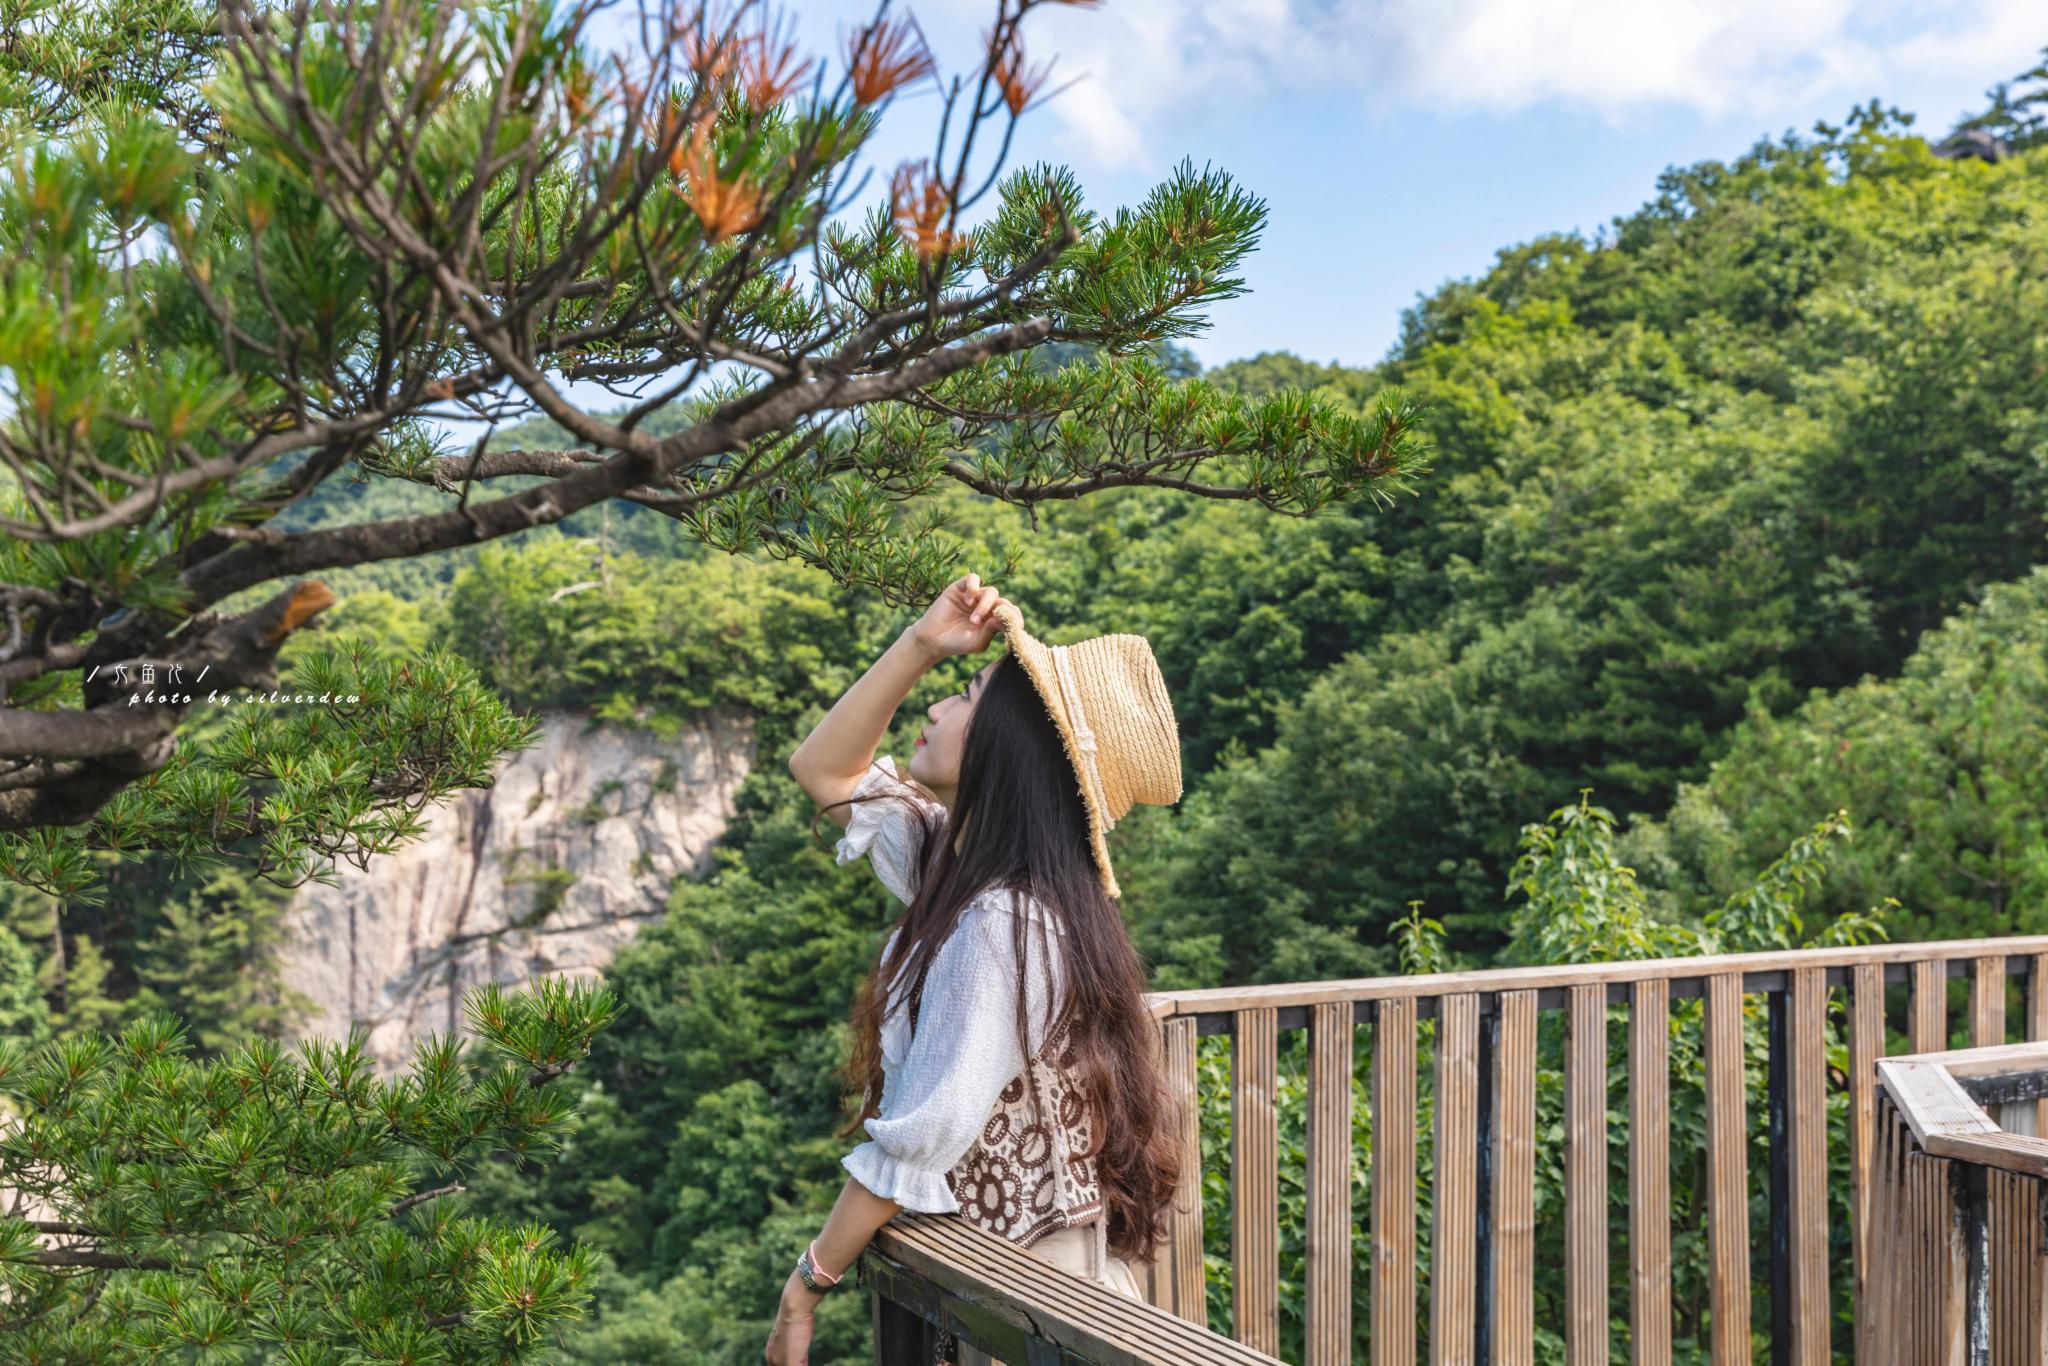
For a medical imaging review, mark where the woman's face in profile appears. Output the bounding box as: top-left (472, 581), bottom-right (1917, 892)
top-left (909, 657), bottom-right (998, 797)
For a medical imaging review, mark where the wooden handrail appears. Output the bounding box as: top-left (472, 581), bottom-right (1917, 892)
top-left (862, 1213), bottom-right (1284, 1366)
top-left (1143, 935), bottom-right (2048, 1019)
top-left (1879, 1041), bottom-right (2048, 1178)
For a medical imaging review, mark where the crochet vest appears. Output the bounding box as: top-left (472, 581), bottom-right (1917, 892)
top-left (908, 955), bottom-right (1103, 1249)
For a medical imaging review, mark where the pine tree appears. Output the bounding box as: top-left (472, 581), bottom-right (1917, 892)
top-left (0, 917), bottom-right (49, 1048)
top-left (128, 860), bottom-right (312, 1054)
top-left (1951, 45), bottom-right (2048, 151)
top-left (0, 0), bottom-right (1426, 894)
top-left (0, 977), bottom-right (618, 1360)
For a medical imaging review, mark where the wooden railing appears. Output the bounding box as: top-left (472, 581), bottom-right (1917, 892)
top-left (863, 1212), bottom-right (1285, 1366)
top-left (1866, 1039), bottom-right (2048, 1363)
top-left (1138, 937), bottom-right (2048, 1365)
top-left (856, 942), bottom-right (2048, 1366)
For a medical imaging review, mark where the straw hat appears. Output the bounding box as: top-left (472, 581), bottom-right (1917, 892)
top-left (989, 601), bottom-right (1184, 900)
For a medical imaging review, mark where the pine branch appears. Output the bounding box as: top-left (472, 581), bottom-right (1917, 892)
top-left (30, 1249), bottom-right (176, 1270)
top-left (386, 1182), bottom-right (466, 1219)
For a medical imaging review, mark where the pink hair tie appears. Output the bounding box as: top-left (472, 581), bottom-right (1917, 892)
top-left (807, 1239), bottom-right (843, 1286)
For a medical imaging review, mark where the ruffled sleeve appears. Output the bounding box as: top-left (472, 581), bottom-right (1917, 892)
top-left (840, 902), bottom-right (1058, 1211)
top-left (834, 754), bottom-right (946, 906)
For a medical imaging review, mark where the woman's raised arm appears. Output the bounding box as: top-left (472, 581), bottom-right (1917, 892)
top-left (786, 572), bottom-right (1007, 826)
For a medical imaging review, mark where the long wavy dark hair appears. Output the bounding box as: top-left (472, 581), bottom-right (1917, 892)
top-left (822, 653), bottom-right (1183, 1263)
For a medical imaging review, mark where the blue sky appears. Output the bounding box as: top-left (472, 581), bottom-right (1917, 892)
top-left (741, 0), bottom-right (2043, 372)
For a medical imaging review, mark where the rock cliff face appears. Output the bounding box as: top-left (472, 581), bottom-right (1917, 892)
top-left (278, 708), bottom-right (755, 1072)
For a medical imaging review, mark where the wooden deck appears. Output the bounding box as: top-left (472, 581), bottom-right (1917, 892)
top-left (864, 937), bottom-right (2048, 1365)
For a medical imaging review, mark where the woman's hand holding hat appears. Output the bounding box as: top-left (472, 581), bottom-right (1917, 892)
top-left (911, 572), bottom-right (1012, 661)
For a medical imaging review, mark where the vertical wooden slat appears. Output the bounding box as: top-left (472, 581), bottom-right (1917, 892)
top-left (1704, 972), bottom-right (1751, 1366)
top-left (1862, 1101), bottom-right (1895, 1366)
top-left (1850, 961), bottom-right (1884, 1356)
top-left (1899, 1117), bottom-right (1915, 1363)
top-left (1988, 1168), bottom-right (2041, 1366)
top-left (1231, 1006), bottom-right (1280, 1355)
top-left (873, 1287), bottom-right (935, 1366)
top-left (2023, 1171), bottom-right (2039, 1366)
top-left (1991, 1169), bottom-right (2012, 1366)
top-left (2029, 957), bottom-right (2048, 1140)
top-left (1894, 1103), bottom-right (1916, 1366)
top-left (1857, 1095), bottom-right (1887, 1366)
top-left (1918, 1121), bottom-right (1935, 1366)
top-left (1899, 1109), bottom-right (1923, 1365)
top-left (1492, 990), bottom-right (1538, 1366)
top-left (1137, 991), bottom-right (1168, 1324)
top-left (1935, 1152), bottom-right (1968, 1360)
top-left (1373, 997), bottom-right (1417, 1366)
top-left (2029, 1173), bottom-right (2046, 1366)
top-left (1566, 983), bottom-right (1609, 1366)
top-left (1163, 1015), bottom-right (1206, 1327)
top-left (1910, 1113), bottom-right (1934, 1366)
top-left (1892, 1108), bottom-right (1907, 1366)
top-left (1432, 994), bottom-right (1479, 1366)
top-left (1974, 956), bottom-right (2008, 1047)
top-left (1912, 959), bottom-right (1947, 1055)
top-left (1918, 1136), bottom-right (1933, 1362)
top-left (1306, 1000), bottom-right (1355, 1366)
top-left (1974, 956), bottom-right (2011, 1138)
top-left (1962, 1165), bottom-right (1989, 1366)
top-left (1786, 966), bottom-right (1830, 1366)
top-left (1769, 990), bottom-right (1792, 1357)
top-left (2022, 1169), bottom-right (2041, 1366)
top-left (1888, 1107), bottom-right (1903, 1365)
top-left (1630, 979), bottom-right (1672, 1366)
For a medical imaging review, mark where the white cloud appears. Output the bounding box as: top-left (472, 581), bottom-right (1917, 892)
top-left (1886, 0), bottom-right (2046, 87)
top-left (953, 0), bottom-right (2047, 169)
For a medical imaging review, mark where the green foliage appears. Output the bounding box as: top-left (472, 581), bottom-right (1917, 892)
top-left (1507, 792), bottom-right (1701, 965)
top-left (124, 859), bottom-right (312, 1053)
top-left (0, 826), bottom-right (312, 1052)
top-left (1112, 101), bottom-right (2048, 975)
top-left (457, 765), bottom-right (902, 1364)
top-left (1392, 902), bottom-right (1450, 976)
top-left (0, 640), bottom-right (543, 906)
top-left (0, 976), bottom-right (619, 1362)
top-left (0, 914), bottom-right (51, 1047)
top-left (1631, 566), bottom-right (2048, 943)
top-left (441, 538), bottom-right (843, 725)
top-left (1185, 794), bottom-right (1886, 1363)
top-left (1950, 45), bottom-right (2048, 151)
top-left (0, 0), bottom-right (1427, 629)
top-left (503, 856), bottom-right (577, 928)
top-left (1702, 810), bottom-right (1855, 952)
top-left (0, 0), bottom-right (219, 137)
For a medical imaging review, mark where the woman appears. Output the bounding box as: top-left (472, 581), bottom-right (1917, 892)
top-left (765, 572), bottom-right (1188, 1366)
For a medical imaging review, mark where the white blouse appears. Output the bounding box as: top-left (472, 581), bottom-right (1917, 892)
top-left (834, 754), bottom-right (1068, 1212)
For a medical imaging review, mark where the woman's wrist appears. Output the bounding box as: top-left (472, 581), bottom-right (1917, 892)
top-left (897, 623), bottom-right (948, 669)
top-left (780, 1267), bottom-right (826, 1316)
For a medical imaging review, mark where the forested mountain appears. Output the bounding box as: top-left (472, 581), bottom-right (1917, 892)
top-left (1628, 565), bottom-right (2048, 945)
top-left (1120, 100), bottom-right (2048, 982)
top-left (9, 70), bottom-right (2048, 1364)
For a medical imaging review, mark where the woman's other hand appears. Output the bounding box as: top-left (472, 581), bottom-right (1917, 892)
top-left (764, 1272), bottom-right (823, 1364)
top-left (910, 572), bottom-right (1011, 661)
